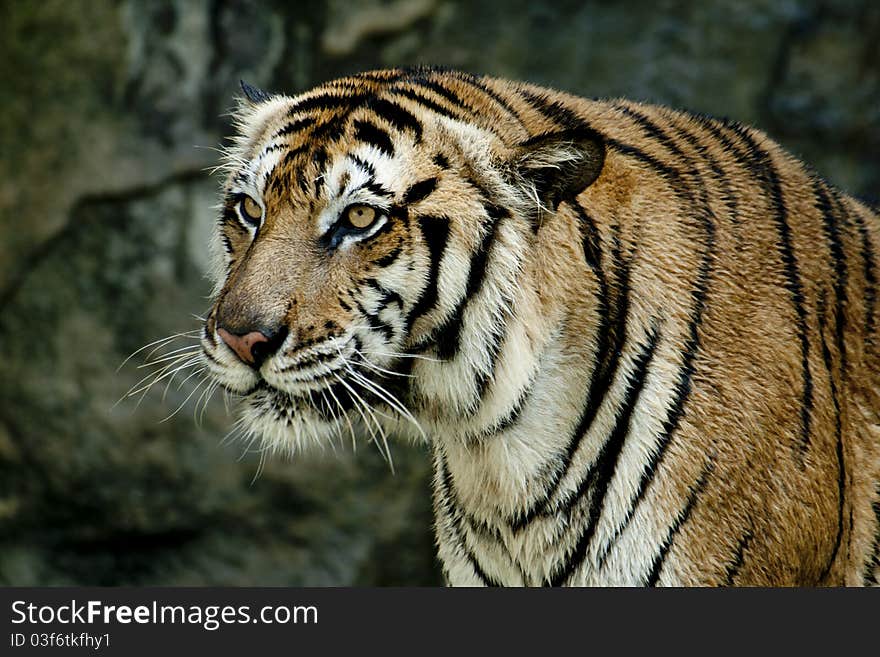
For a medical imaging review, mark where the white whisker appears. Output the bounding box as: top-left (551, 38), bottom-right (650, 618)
top-left (325, 380), bottom-right (357, 452)
top-left (137, 345), bottom-right (202, 368)
top-left (251, 449), bottom-right (267, 485)
top-left (366, 349), bottom-right (445, 363)
top-left (332, 372), bottom-right (394, 472)
top-left (116, 330), bottom-right (201, 372)
top-left (219, 416), bottom-right (248, 447)
top-left (353, 348), bottom-right (414, 378)
top-left (117, 354), bottom-right (202, 409)
top-left (159, 370), bottom-right (210, 423)
top-left (346, 367), bottom-right (426, 442)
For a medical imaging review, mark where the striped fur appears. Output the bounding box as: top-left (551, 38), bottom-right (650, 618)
top-left (200, 67), bottom-right (880, 586)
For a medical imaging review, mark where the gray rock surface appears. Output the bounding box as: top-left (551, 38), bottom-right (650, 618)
top-left (1, 0), bottom-right (877, 585)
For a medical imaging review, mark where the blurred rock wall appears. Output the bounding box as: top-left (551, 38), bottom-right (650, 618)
top-left (1, 0), bottom-right (877, 585)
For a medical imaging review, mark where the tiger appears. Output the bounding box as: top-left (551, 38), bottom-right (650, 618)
top-left (197, 66), bottom-right (880, 586)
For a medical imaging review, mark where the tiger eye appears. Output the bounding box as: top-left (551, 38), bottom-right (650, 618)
top-left (346, 205), bottom-right (377, 229)
top-left (240, 195), bottom-right (262, 223)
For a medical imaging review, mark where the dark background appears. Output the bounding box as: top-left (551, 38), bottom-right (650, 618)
top-left (1, 0), bottom-right (878, 586)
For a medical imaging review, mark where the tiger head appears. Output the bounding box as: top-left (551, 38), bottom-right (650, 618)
top-left (201, 70), bottom-right (604, 455)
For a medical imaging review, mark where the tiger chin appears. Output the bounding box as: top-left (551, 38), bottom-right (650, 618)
top-left (198, 67), bottom-right (880, 586)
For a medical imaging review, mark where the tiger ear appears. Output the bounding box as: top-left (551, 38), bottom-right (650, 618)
top-left (513, 129), bottom-right (605, 210)
top-left (239, 80), bottom-right (274, 105)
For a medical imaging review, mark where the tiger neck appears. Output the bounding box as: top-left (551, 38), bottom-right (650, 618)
top-left (404, 207), bottom-right (599, 523)
top-left (426, 328), bottom-right (594, 523)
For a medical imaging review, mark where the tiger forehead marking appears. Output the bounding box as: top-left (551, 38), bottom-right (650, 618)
top-left (201, 67), bottom-right (880, 586)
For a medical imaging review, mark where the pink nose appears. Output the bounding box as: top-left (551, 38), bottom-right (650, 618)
top-left (217, 328), bottom-right (272, 367)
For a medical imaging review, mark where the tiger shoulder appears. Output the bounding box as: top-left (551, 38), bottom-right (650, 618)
top-left (195, 67), bottom-right (880, 586)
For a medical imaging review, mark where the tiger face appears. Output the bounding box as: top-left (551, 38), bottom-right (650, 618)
top-left (200, 76), bottom-right (604, 455)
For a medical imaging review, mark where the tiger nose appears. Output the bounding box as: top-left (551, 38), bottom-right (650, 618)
top-left (217, 327), bottom-right (283, 368)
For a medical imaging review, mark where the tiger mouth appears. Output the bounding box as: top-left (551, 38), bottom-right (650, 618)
top-left (244, 366), bottom-right (347, 400)
top-left (244, 380), bottom-right (339, 425)
top-left (245, 358), bottom-right (383, 419)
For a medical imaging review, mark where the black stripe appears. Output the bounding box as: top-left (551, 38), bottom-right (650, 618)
top-left (310, 114), bottom-right (348, 143)
top-left (488, 377), bottom-right (533, 435)
top-left (819, 398), bottom-right (846, 584)
top-left (261, 142), bottom-right (287, 155)
top-left (296, 170), bottom-right (308, 194)
top-left (387, 86), bottom-right (463, 121)
top-left (456, 72), bottom-right (526, 126)
top-left (614, 104), bottom-right (691, 162)
top-left (419, 206), bottom-right (509, 406)
top-left (202, 343), bottom-right (222, 363)
top-left (274, 116), bottom-right (317, 138)
top-left (730, 124), bottom-right (814, 459)
top-left (268, 172), bottom-right (282, 196)
top-left (312, 147), bottom-right (328, 196)
top-left (692, 113), bottom-right (752, 164)
top-left (692, 114), bottom-right (761, 224)
top-left (364, 181), bottom-right (394, 199)
top-left (220, 211), bottom-right (252, 240)
top-left (549, 324), bottom-right (660, 586)
top-left (347, 153), bottom-right (376, 179)
top-left (288, 92), bottom-right (369, 116)
top-left (823, 184), bottom-right (851, 379)
top-left (365, 278), bottom-right (404, 310)
top-left (435, 451), bottom-right (501, 586)
top-left (645, 458), bottom-right (715, 586)
top-left (405, 216), bottom-right (451, 331)
top-left (278, 348), bottom-right (340, 372)
top-left (367, 97), bottom-right (424, 141)
top-left (354, 69), bottom-right (406, 83)
top-left (220, 204), bottom-right (239, 225)
top-left (518, 88), bottom-right (585, 131)
top-left (282, 144), bottom-right (309, 167)
top-left (353, 119), bottom-right (395, 156)
top-left (220, 234), bottom-right (234, 256)
top-left (604, 281), bottom-right (713, 562)
top-left (723, 528), bottom-right (754, 585)
top-left (438, 313), bottom-right (536, 439)
top-left (435, 210), bottom-right (501, 360)
top-left (667, 114), bottom-right (740, 224)
top-left (574, 201), bottom-right (602, 271)
top-left (865, 496), bottom-right (880, 584)
top-left (375, 244), bottom-right (403, 268)
top-left (408, 76), bottom-right (472, 112)
top-left (355, 299), bottom-right (394, 342)
top-left (816, 290), bottom-right (846, 584)
top-left (846, 505), bottom-right (854, 575)
top-left (605, 139), bottom-right (687, 189)
top-left (510, 223), bottom-right (624, 532)
top-left (403, 177), bottom-right (439, 205)
top-left (852, 207), bottom-right (877, 339)
top-left (472, 319), bottom-right (506, 405)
